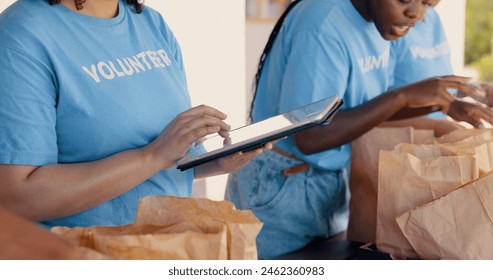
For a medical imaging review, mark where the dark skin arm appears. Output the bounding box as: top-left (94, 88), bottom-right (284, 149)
top-left (457, 81), bottom-right (493, 107)
top-left (447, 98), bottom-right (493, 128)
top-left (388, 106), bottom-right (439, 120)
top-left (295, 88), bottom-right (408, 154)
top-left (294, 76), bottom-right (483, 154)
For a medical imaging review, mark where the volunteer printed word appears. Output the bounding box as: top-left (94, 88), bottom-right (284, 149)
top-left (358, 46), bottom-right (390, 73)
top-left (410, 41), bottom-right (450, 60)
top-left (82, 49), bottom-right (172, 83)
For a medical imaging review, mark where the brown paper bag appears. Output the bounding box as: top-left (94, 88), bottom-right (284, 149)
top-left (435, 128), bottom-right (493, 144)
top-left (413, 128), bottom-right (436, 144)
top-left (438, 140), bottom-right (493, 175)
top-left (394, 142), bottom-right (456, 158)
top-left (435, 129), bottom-right (493, 175)
top-left (397, 171), bottom-right (493, 260)
top-left (376, 144), bottom-right (479, 259)
top-left (347, 127), bottom-right (434, 243)
top-left (52, 220), bottom-right (228, 260)
top-left (135, 196), bottom-right (262, 260)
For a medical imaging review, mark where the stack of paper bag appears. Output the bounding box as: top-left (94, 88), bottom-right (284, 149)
top-left (374, 128), bottom-right (493, 259)
top-left (135, 196), bottom-right (263, 260)
top-left (347, 127), bottom-right (434, 243)
top-left (52, 196), bottom-right (262, 260)
top-left (435, 128), bottom-right (493, 144)
top-left (375, 143), bottom-right (479, 259)
top-left (436, 129), bottom-right (493, 175)
top-left (397, 171), bottom-right (493, 259)
top-left (52, 215), bottom-right (228, 260)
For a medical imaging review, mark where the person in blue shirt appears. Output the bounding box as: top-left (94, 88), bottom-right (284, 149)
top-left (0, 0), bottom-right (267, 228)
top-left (390, 4), bottom-right (452, 91)
top-left (380, 3), bottom-right (461, 130)
top-left (389, 0), bottom-right (493, 121)
top-left (225, 0), bottom-right (493, 259)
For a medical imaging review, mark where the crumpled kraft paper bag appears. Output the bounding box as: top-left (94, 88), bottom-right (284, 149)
top-left (135, 196), bottom-right (262, 260)
top-left (435, 129), bottom-right (493, 175)
top-left (397, 171), bottom-right (493, 260)
top-left (435, 128), bottom-right (493, 144)
top-left (376, 144), bottom-right (479, 259)
top-left (439, 140), bottom-right (493, 175)
top-left (52, 220), bottom-right (228, 260)
top-left (347, 127), bottom-right (434, 243)
top-left (394, 142), bottom-right (456, 159)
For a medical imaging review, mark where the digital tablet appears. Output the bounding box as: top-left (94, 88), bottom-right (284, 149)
top-left (176, 96), bottom-right (343, 171)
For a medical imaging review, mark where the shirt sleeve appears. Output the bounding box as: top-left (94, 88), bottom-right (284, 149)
top-left (278, 30), bottom-right (350, 113)
top-left (0, 46), bottom-right (58, 165)
top-left (157, 13), bottom-right (189, 87)
top-left (275, 30), bottom-right (351, 170)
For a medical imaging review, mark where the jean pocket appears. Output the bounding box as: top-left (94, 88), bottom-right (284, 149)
top-left (249, 153), bottom-right (303, 210)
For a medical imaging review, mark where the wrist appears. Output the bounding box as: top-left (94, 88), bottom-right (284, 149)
top-left (391, 88), bottom-right (410, 109)
top-left (140, 143), bottom-right (172, 171)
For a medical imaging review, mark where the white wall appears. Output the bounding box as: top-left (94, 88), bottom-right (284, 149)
top-left (0, 0), bottom-right (245, 201)
top-left (149, 1), bottom-right (245, 200)
top-left (435, 0), bottom-right (467, 75)
top-left (152, 1), bottom-right (246, 127)
top-left (0, 0), bottom-right (15, 12)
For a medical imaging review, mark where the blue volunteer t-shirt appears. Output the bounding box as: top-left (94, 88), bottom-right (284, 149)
top-left (389, 8), bottom-right (453, 118)
top-left (0, 0), bottom-right (195, 227)
top-left (253, 0), bottom-right (391, 170)
top-left (390, 8), bottom-right (453, 88)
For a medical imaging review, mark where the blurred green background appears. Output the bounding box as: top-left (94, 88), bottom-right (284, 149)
top-left (466, 0), bottom-right (493, 81)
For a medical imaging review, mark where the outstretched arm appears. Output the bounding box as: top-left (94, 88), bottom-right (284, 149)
top-left (294, 76), bottom-right (477, 154)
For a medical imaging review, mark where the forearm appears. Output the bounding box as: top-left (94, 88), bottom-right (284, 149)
top-left (387, 106), bottom-right (440, 120)
top-left (380, 116), bottom-right (436, 129)
top-left (0, 146), bottom-right (163, 221)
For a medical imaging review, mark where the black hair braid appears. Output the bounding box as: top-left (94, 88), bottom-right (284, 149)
top-left (48, 0), bottom-right (144, 13)
top-left (249, 0), bottom-right (302, 122)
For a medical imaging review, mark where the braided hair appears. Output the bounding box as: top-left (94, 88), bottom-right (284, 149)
top-left (48, 0), bottom-right (144, 14)
top-left (249, 0), bottom-right (302, 121)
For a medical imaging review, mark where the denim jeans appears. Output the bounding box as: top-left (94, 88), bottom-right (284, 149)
top-left (225, 150), bottom-right (350, 259)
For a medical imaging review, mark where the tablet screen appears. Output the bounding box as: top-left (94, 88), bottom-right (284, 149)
top-left (177, 96), bottom-right (342, 171)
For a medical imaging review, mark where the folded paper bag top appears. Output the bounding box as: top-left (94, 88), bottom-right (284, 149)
top-left (135, 196), bottom-right (263, 260)
top-left (52, 220), bottom-right (228, 260)
top-left (52, 196), bottom-right (262, 260)
top-left (435, 128), bottom-right (493, 144)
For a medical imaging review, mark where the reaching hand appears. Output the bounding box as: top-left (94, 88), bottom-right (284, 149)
top-left (146, 105), bottom-right (231, 170)
top-left (475, 81), bottom-right (493, 107)
top-left (447, 99), bottom-right (493, 128)
top-left (398, 75), bottom-right (475, 113)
